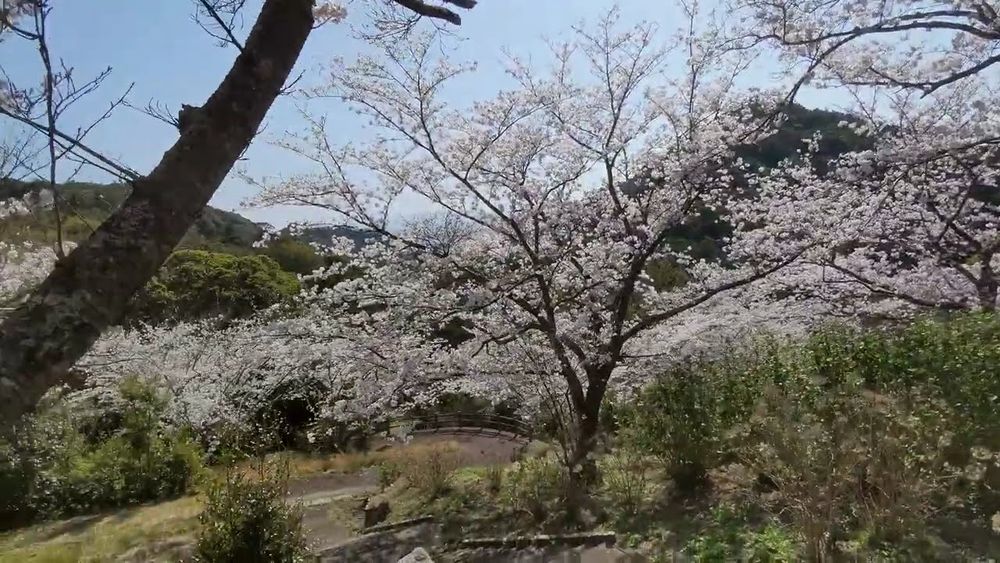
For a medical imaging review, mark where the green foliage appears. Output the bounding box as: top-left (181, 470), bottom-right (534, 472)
top-left (625, 312), bottom-right (1000, 558)
top-left (598, 447), bottom-right (657, 522)
top-left (400, 446), bottom-right (462, 498)
top-left (743, 525), bottom-right (797, 562)
top-left (623, 357), bottom-right (756, 491)
top-left (483, 463), bottom-right (505, 493)
top-left (628, 313), bottom-right (1000, 482)
top-left (499, 455), bottom-right (570, 525)
top-left (195, 461), bottom-right (309, 563)
top-left (376, 443), bottom-right (463, 498)
top-left (645, 259), bottom-right (690, 292)
top-left (129, 250), bottom-right (300, 324)
top-left (740, 379), bottom-right (963, 557)
top-left (738, 103), bottom-right (871, 171)
top-left (685, 532), bottom-right (732, 562)
top-left (684, 506), bottom-right (797, 562)
top-left (0, 377), bottom-right (202, 528)
top-left (377, 462), bottom-right (402, 489)
top-left (258, 236), bottom-right (324, 275)
top-left (189, 206), bottom-right (264, 250)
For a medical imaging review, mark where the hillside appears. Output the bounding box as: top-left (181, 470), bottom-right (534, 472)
top-left (1, 181), bottom-right (265, 253)
top-left (0, 181), bottom-right (371, 254)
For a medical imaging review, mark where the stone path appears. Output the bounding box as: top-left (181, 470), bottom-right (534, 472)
top-left (288, 469), bottom-right (378, 552)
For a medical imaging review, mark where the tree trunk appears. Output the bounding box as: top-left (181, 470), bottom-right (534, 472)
top-left (0, 0), bottom-right (315, 428)
top-left (569, 409), bottom-right (601, 484)
top-left (567, 370), bottom-right (609, 485)
top-left (977, 255), bottom-right (997, 311)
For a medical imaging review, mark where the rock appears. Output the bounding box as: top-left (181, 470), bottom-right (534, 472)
top-left (397, 547), bottom-right (433, 562)
top-left (364, 498), bottom-right (391, 528)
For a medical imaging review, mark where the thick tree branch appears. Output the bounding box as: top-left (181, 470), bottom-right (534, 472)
top-left (0, 0), bottom-right (315, 428)
top-left (390, 0), bottom-right (472, 25)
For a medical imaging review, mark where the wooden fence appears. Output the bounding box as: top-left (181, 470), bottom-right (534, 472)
top-left (383, 412), bottom-right (533, 440)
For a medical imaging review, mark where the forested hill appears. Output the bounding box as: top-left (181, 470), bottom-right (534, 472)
top-left (0, 180), bottom-right (264, 253)
top-left (0, 180), bottom-right (372, 253)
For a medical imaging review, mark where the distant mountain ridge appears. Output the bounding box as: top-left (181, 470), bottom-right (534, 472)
top-left (0, 180), bottom-right (371, 252)
top-left (1, 105), bottom-right (866, 256)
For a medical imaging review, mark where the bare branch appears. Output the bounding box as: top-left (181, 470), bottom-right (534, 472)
top-left (194, 0), bottom-right (246, 52)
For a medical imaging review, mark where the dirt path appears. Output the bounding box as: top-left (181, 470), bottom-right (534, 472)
top-left (289, 430), bottom-right (528, 554)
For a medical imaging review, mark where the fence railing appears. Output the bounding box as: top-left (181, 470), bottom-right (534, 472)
top-left (383, 412), bottom-right (533, 440)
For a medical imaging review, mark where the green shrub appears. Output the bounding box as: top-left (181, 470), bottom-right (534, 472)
top-left (0, 377), bottom-right (202, 527)
top-left (483, 463), bottom-right (504, 493)
top-left (258, 237), bottom-right (324, 275)
top-left (623, 312), bottom-right (1000, 557)
top-left (399, 446), bottom-right (462, 498)
top-left (599, 447), bottom-right (657, 521)
top-left (743, 525), bottom-right (797, 562)
top-left (195, 461), bottom-right (309, 563)
top-left (128, 250), bottom-right (300, 325)
top-left (377, 461), bottom-right (402, 489)
top-left (500, 455), bottom-right (570, 524)
top-left (736, 379), bottom-right (963, 559)
top-left (685, 532), bottom-right (733, 562)
top-left (623, 357), bottom-right (761, 491)
top-left (627, 313), bottom-right (1000, 488)
top-left (683, 506), bottom-right (796, 562)
top-left (375, 443), bottom-right (462, 497)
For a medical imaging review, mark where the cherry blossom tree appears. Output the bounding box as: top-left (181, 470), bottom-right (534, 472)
top-left (0, 0), bottom-right (476, 427)
top-left (732, 0), bottom-right (1000, 96)
top-left (754, 81), bottom-right (1000, 312)
top-left (252, 10), bottom-right (811, 478)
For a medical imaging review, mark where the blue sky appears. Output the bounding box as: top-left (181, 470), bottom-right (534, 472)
top-left (1, 1), bottom-right (835, 226)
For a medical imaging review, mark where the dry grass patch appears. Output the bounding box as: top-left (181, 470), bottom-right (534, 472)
top-left (234, 440), bottom-right (467, 480)
top-left (0, 497), bottom-right (202, 563)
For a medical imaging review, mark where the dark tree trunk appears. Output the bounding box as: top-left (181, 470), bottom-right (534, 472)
top-left (567, 367), bottom-right (610, 485)
top-left (977, 255), bottom-right (997, 311)
top-left (0, 0), bottom-right (315, 427)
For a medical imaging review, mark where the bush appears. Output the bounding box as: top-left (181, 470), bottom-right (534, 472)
top-left (403, 446), bottom-right (462, 497)
top-left (743, 525), bottom-right (797, 562)
top-left (738, 380), bottom-right (963, 559)
top-left (599, 447), bottom-right (657, 521)
top-left (195, 460), bottom-right (309, 563)
top-left (623, 312), bottom-right (1000, 557)
top-left (0, 378), bottom-right (202, 528)
top-left (483, 464), bottom-right (505, 493)
top-left (683, 505), bottom-right (798, 562)
top-left (377, 443), bottom-right (462, 498)
top-left (500, 455), bottom-right (571, 525)
top-left (258, 236), bottom-right (324, 275)
top-left (128, 250), bottom-right (300, 325)
top-left (623, 356), bottom-right (761, 491)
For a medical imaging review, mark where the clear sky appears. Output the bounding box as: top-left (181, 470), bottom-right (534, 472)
top-left (1, 0), bottom-right (836, 227)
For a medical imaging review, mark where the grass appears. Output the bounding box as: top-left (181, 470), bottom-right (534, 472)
top-left (0, 441), bottom-right (471, 562)
top-left (0, 497), bottom-right (202, 563)
top-left (239, 440), bottom-right (466, 479)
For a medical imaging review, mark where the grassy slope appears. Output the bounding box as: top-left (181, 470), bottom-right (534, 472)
top-left (0, 441), bottom-right (470, 562)
top-left (0, 497), bottom-right (201, 563)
